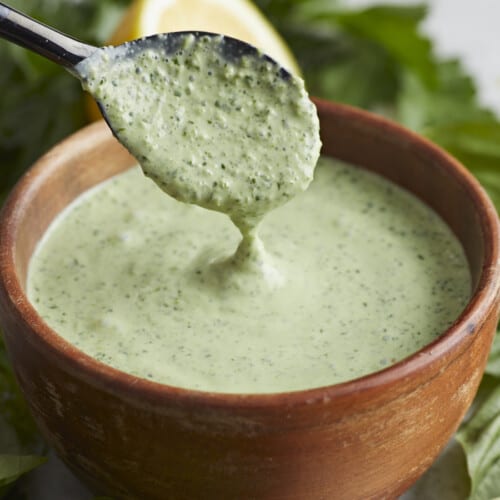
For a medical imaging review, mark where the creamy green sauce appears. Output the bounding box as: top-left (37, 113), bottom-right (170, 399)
top-left (28, 158), bottom-right (471, 393)
top-left (33, 33), bottom-right (470, 393)
top-left (76, 34), bottom-right (321, 238)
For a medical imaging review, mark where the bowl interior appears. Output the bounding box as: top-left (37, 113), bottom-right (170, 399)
top-left (3, 100), bottom-right (498, 401)
top-left (318, 102), bottom-right (494, 292)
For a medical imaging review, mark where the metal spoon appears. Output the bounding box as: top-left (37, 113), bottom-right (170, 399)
top-left (0, 2), bottom-right (96, 71)
top-left (0, 2), bottom-right (291, 85)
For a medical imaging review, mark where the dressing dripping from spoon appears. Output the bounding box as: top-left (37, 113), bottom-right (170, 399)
top-left (0, 3), bottom-right (321, 289)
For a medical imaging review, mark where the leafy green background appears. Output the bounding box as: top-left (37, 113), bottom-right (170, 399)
top-left (1, 0), bottom-right (499, 497)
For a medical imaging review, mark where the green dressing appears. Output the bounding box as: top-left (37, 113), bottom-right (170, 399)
top-left (27, 158), bottom-right (470, 393)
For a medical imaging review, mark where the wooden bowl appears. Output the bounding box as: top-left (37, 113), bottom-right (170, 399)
top-left (0, 100), bottom-right (499, 499)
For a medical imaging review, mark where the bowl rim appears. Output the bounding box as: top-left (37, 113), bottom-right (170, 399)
top-left (1, 99), bottom-right (499, 410)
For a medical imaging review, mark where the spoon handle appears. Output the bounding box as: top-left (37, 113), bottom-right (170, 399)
top-left (0, 2), bottom-right (96, 68)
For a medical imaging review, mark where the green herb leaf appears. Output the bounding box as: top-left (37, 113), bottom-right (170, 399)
top-left (397, 62), bottom-right (495, 133)
top-left (0, 334), bottom-right (46, 498)
top-left (425, 122), bottom-right (500, 212)
top-left (393, 32), bottom-right (500, 217)
top-left (0, 0), bottom-right (129, 202)
top-left (456, 380), bottom-right (500, 500)
top-left (256, 2), bottom-right (431, 109)
top-left (486, 333), bottom-right (500, 378)
top-left (299, 4), bottom-right (438, 88)
top-left (297, 28), bottom-right (399, 108)
top-left (395, 51), bottom-right (500, 213)
top-left (0, 455), bottom-right (47, 490)
top-left (0, 334), bottom-right (44, 456)
top-left (400, 439), bottom-right (470, 500)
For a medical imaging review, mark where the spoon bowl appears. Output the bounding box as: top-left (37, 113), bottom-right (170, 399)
top-left (87, 30), bottom-right (292, 132)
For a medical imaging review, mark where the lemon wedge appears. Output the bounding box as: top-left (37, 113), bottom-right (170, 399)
top-left (87, 0), bottom-right (300, 121)
top-left (112, 0), bottom-right (299, 72)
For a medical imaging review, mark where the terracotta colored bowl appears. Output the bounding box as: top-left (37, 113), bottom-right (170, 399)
top-left (0, 100), bottom-right (499, 499)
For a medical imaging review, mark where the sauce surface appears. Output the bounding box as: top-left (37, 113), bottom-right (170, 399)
top-left (28, 158), bottom-right (471, 393)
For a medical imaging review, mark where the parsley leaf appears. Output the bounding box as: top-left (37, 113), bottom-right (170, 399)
top-left (0, 0), bottom-right (128, 203)
top-left (0, 455), bottom-right (47, 494)
top-left (0, 336), bottom-right (46, 496)
top-left (456, 378), bottom-right (500, 500)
